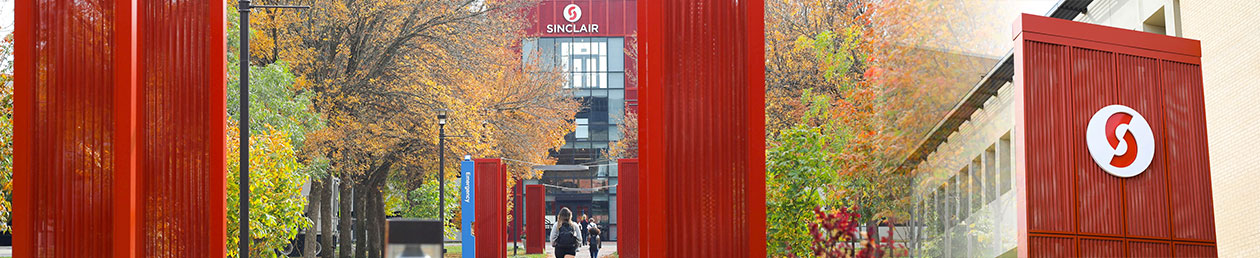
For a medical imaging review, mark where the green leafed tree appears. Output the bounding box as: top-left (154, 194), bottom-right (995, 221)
top-left (766, 90), bottom-right (841, 257)
top-left (225, 5), bottom-right (324, 258)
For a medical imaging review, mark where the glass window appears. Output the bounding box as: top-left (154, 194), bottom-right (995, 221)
top-left (957, 169), bottom-right (969, 221)
top-left (608, 37), bottom-right (624, 71)
top-left (575, 118), bottom-right (589, 139)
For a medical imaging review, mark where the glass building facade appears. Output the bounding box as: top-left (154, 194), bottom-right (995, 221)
top-left (518, 0), bottom-right (636, 241)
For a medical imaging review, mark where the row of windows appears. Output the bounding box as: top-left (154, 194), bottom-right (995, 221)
top-left (523, 37), bottom-right (627, 89)
top-left (923, 132), bottom-right (1014, 232)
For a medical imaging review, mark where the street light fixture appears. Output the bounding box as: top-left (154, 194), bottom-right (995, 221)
top-left (436, 108), bottom-right (450, 255)
top-left (237, 1), bottom-right (308, 257)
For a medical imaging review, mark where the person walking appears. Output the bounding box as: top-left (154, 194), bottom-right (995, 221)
top-left (587, 226), bottom-right (602, 258)
top-left (578, 213), bottom-right (590, 244)
top-left (549, 207), bottom-right (583, 258)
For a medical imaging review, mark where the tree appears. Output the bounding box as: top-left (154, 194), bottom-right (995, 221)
top-left (0, 31), bottom-right (14, 233)
top-left (251, 0), bottom-right (579, 256)
top-left (767, 91), bottom-right (841, 257)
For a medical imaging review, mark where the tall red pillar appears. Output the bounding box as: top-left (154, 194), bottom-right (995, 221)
top-left (616, 159), bottom-right (639, 258)
top-left (474, 159), bottom-right (507, 258)
top-left (14, 0), bottom-right (226, 257)
top-left (525, 184), bottom-right (546, 254)
top-left (637, 0), bottom-right (766, 257)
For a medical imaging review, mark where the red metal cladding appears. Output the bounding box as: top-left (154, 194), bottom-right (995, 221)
top-left (1014, 14), bottom-right (1214, 257)
top-left (637, 0), bottom-right (765, 257)
top-left (1161, 61), bottom-right (1215, 242)
top-left (138, 0), bottom-right (227, 256)
top-left (615, 159), bottom-right (639, 258)
top-left (525, 0), bottom-right (637, 37)
top-left (1128, 241), bottom-right (1172, 257)
top-left (15, 0), bottom-right (226, 256)
top-left (1118, 54), bottom-right (1173, 239)
top-left (17, 0), bottom-right (123, 256)
top-left (1175, 244), bottom-right (1218, 257)
top-left (1078, 238), bottom-right (1124, 257)
top-left (526, 185), bottom-right (546, 254)
top-left (474, 159), bottom-right (507, 258)
top-left (1021, 40), bottom-right (1075, 234)
top-left (1029, 236), bottom-right (1073, 257)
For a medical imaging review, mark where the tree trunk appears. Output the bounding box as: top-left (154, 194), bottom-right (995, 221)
top-left (867, 218), bottom-right (880, 256)
top-left (367, 186), bottom-right (383, 258)
top-left (355, 183), bottom-right (368, 258)
top-left (338, 176), bottom-right (354, 258)
top-left (304, 178), bottom-right (323, 258)
top-left (321, 175), bottom-right (335, 258)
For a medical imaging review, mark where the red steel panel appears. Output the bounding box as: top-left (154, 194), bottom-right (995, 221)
top-left (1161, 61), bottom-right (1215, 242)
top-left (17, 0), bottom-right (124, 256)
top-left (1021, 40), bottom-right (1074, 234)
top-left (637, 0), bottom-right (765, 257)
top-left (525, 185), bottom-right (546, 254)
top-left (1128, 240), bottom-right (1171, 257)
top-left (1029, 236), bottom-right (1073, 258)
top-left (615, 159), bottom-right (639, 258)
top-left (1078, 238), bottom-right (1123, 257)
top-left (138, 0), bottom-right (226, 256)
top-left (1118, 54), bottom-right (1172, 239)
top-left (525, 0), bottom-right (637, 37)
top-left (1014, 14), bottom-right (1214, 257)
top-left (474, 159), bottom-right (506, 258)
top-left (1175, 244), bottom-right (1217, 257)
top-left (1070, 47), bottom-right (1123, 236)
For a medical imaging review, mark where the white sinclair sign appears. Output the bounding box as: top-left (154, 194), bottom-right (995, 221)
top-left (547, 4), bottom-right (600, 34)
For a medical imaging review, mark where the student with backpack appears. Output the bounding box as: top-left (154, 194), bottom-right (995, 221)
top-left (549, 207), bottom-right (582, 258)
top-left (587, 226), bottom-right (602, 258)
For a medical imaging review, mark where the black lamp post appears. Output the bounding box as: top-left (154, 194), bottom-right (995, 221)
top-left (237, 1), bottom-right (307, 257)
top-left (437, 109), bottom-right (448, 254)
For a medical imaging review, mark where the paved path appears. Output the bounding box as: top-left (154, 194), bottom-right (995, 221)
top-left (544, 241), bottom-right (616, 258)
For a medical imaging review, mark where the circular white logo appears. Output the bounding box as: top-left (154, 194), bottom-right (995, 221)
top-left (563, 4), bottom-right (582, 23)
top-left (1085, 105), bottom-right (1155, 178)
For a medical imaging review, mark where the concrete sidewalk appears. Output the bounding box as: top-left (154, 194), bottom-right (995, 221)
top-left (543, 241), bottom-right (616, 258)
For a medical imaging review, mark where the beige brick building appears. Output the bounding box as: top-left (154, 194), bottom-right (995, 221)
top-left (1071, 0), bottom-right (1260, 256)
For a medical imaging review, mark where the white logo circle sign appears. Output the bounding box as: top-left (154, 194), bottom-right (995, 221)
top-left (563, 4), bottom-right (583, 23)
top-left (1085, 105), bottom-right (1155, 178)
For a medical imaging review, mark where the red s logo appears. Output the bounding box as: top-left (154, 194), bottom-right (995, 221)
top-left (1087, 105), bottom-right (1155, 177)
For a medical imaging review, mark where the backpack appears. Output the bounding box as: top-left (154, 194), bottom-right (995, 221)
top-left (553, 222), bottom-right (579, 249)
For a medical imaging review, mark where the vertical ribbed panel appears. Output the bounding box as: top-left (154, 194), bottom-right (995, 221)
top-left (29, 0), bottom-right (117, 256)
top-left (1023, 41), bottom-right (1074, 233)
top-left (1161, 61), bottom-right (1215, 242)
top-left (1078, 238), bottom-right (1123, 257)
top-left (525, 185), bottom-right (546, 254)
top-left (474, 159), bottom-right (506, 258)
top-left (1175, 244), bottom-right (1217, 257)
top-left (139, 0), bottom-right (216, 256)
top-left (638, 0), bottom-right (765, 257)
top-left (1118, 54), bottom-right (1172, 239)
top-left (1128, 241), bottom-right (1171, 257)
top-left (1070, 47), bottom-right (1123, 236)
top-left (616, 159), bottom-right (639, 258)
top-left (1029, 236), bottom-right (1073, 257)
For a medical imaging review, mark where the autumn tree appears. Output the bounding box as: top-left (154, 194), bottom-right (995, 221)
top-left (765, 0), bottom-right (1000, 256)
top-left (0, 32), bottom-right (13, 233)
top-left (250, 0), bottom-right (579, 256)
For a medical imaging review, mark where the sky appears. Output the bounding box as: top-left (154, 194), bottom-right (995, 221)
top-left (0, 0), bottom-right (11, 35)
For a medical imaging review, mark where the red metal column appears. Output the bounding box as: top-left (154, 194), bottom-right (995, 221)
top-left (615, 159), bottom-right (639, 258)
top-left (474, 158), bottom-right (506, 258)
top-left (14, 0), bottom-right (226, 256)
top-left (636, 0), bottom-right (765, 257)
top-left (526, 185), bottom-right (546, 254)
